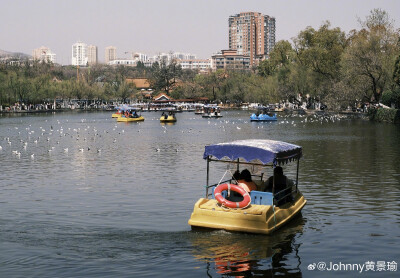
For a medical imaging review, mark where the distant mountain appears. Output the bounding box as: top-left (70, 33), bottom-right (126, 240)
top-left (0, 50), bottom-right (11, 56)
top-left (0, 49), bottom-right (31, 58)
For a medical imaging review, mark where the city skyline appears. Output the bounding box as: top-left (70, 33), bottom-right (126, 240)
top-left (1, 0), bottom-right (400, 65)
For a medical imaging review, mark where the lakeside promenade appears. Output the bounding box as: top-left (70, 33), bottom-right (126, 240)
top-left (0, 105), bottom-right (368, 120)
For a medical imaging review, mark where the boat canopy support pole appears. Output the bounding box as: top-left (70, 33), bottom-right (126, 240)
top-left (272, 174), bottom-right (275, 195)
top-left (296, 159), bottom-right (300, 192)
top-left (206, 156), bottom-right (210, 198)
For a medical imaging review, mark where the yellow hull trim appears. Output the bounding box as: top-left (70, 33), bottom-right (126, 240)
top-left (112, 113), bottom-right (122, 118)
top-left (117, 116), bottom-right (145, 122)
top-left (188, 192), bottom-right (306, 234)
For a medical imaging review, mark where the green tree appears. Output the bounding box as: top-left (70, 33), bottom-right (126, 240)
top-left (149, 59), bottom-right (182, 94)
top-left (0, 71), bottom-right (8, 106)
top-left (7, 72), bottom-right (33, 104)
top-left (381, 89), bottom-right (400, 108)
top-left (258, 59), bottom-right (276, 77)
top-left (258, 40), bottom-right (294, 78)
top-left (31, 75), bottom-right (52, 103)
top-left (293, 21), bottom-right (347, 105)
top-left (393, 55), bottom-right (400, 87)
top-left (171, 81), bottom-right (201, 100)
top-left (341, 9), bottom-right (400, 102)
top-left (116, 81), bottom-right (136, 102)
top-left (194, 70), bottom-right (226, 101)
top-left (294, 22), bottom-right (346, 80)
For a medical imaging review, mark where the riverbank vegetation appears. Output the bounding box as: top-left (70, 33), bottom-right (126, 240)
top-left (1, 9), bottom-right (399, 111)
top-left (368, 107), bottom-right (400, 124)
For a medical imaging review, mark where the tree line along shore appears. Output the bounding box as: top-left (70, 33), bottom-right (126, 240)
top-left (1, 9), bottom-right (399, 122)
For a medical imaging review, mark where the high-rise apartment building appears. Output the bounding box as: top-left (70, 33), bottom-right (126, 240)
top-left (264, 15), bottom-right (276, 58)
top-left (228, 12), bottom-right (276, 66)
top-left (87, 45), bottom-right (98, 65)
top-left (105, 46), bottom-right (117, 63)
top-left (72, 41), bottom-right (88, 66)
top-left (32, 46), bottom-right (56, 63)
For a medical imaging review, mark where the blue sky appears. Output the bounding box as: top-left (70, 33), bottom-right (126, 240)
top-left (1, 0), bottom-right (399, 64)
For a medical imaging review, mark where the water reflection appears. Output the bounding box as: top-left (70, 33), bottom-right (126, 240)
top-left (160, 122), bottom-right (176, 127)
top-left (190, 215), bottom-right (305, 277)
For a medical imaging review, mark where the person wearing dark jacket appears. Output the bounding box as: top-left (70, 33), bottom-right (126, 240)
top-left (264, 166), bottom-right (294, 205)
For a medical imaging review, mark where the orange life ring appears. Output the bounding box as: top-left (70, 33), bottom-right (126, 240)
top-left (214, 183), bottom-right (251, 208)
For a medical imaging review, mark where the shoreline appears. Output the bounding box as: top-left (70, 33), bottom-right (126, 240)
top-left (0, 107), bottom-right (368, 118)
top-left (0, 108), bottom-right (113, 116)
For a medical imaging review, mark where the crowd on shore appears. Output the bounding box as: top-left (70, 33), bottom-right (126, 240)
top-left (0, 103), bottom-right (372, 119)
top-left (0, 101), bottom-right (114, 113)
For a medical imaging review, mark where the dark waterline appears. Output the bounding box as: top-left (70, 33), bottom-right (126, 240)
top-left (0, 111), bottom-right (399, 277)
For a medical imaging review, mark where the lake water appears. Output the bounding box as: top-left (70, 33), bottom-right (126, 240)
top-left (0, 110), bottom-right (399, 277)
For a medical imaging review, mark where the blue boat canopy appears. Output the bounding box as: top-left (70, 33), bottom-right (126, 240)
top-left (203, 139), bottom-right (302, 165)
top-left (115, 105), bottom-right (142, 111)
top-left (115, 105), bottom-right (129, 111)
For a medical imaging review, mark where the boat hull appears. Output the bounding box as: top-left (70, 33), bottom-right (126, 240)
top-left (188, 191), bottom-right (306, 234)
top-left (117, 116), bottom-right (145, 122)
top-left (160, 116), bottom-right (177, 122)
top-left (112, 113), bottom-right (122, 118)
top-left (250, 118), bottom-right (277, 122)
top-left (250, 114), bottom-right (277, 121)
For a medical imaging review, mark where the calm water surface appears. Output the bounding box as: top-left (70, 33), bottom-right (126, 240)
top-left (0, 111), bottom-right (399, 277)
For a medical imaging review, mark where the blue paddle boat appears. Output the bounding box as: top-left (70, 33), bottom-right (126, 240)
top-left (250, 107), bottom-right (277, 121)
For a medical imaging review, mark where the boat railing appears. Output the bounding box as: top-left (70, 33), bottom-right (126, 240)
top-left (274, 185), bottom-right (295, 206)
top-left (251, 173), bottom-right (264, 181)
top-left (205, 177), bottom-right (295, 206)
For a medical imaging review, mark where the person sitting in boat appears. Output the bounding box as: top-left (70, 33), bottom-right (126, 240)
top-left (237, 169), bottom-right (257, 192)
top-left (132, 111), bottom-right (138, 118)
top-left (232, 170), bottom-right (241, 183)
top-left (264, 166), bottom-right (294, 205)
top-left (231, 169), bottom-right (257, 192)
top-left (227, 169), bottom-right (257, 202)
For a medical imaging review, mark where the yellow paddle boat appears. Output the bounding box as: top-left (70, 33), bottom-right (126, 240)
top-left (160, 111), bottom-right (177, 123)
top-left (188, 139), bottom-right (306, 235)
top-left (117, 108), bottom-right (145, 122)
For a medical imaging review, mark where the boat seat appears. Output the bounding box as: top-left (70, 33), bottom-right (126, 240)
top-left (250, 191), bottom-right (274, 206)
